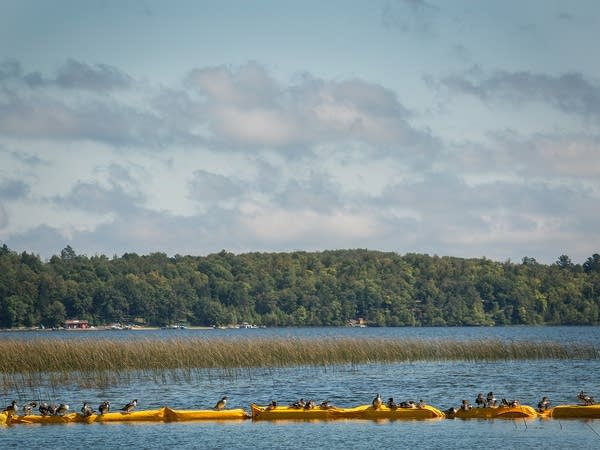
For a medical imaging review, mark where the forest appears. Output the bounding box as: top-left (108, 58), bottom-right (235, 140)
top-left (1, 244), bottom-right (599, 328)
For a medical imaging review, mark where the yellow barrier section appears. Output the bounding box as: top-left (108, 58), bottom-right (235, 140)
top-left (2, 407), bottom-right (249, 426)
top-left (451, 405), bottom-right (538, 419)
top-left (251, 403), bottom-right (445, 420)
top-left (547, 404), bottom-right (600, 419)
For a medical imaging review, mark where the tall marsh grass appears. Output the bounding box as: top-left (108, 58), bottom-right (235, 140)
top-left (1, 337), bottom-right (597, 388)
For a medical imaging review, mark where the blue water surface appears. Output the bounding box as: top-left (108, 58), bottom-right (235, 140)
top-left (2, 326), bottom-right (600, 448)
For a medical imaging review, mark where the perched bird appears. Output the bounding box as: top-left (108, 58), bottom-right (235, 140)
top-left (509, 399), bottom-right (520, 407)
top-left (214, 396), bottom-right (228, 410)
top-left (22, 401), bottom-right (37, 416)
top-left (578, 391), bottom-right (595, 406)
top-left (56, 403), bottom-right (69, 416)
top-left (445, 407), bottom-right (458, 418)
top-left (120, 399), bottom-right (137, 413)
top-left (39, 402), bottom-right (50, 416)
top-left (417, 399), bottom-right (425, 409)
top-left (460, 400), bottom-right (471, 411)
top-left (537, 396), bottom-right (551, 412)
top-left (501, 398), bottom-right (510, 407)
top-left (47, 404), bottom-right (58, 416)
top-left (98, 401), bottom-right (110, 415)
top-left (486, 392), bottom-right (497, 407)
top-left (266, 400), bottom-right (277, 410)
top-left (372, 393), bottom-right (383, 409)
top-left (475, 393), bottom-right (485, 408)
top-left (2, 400), bottom-right (18, 415)
top-left (81, 402), bottom-right (94, 417)
top-left (290, 398), bottom-right (305, 409)
top-left (319, 400), bottom-right (332, 409)
top-left (303, 400), bottom-right (316, 410)
top-left (386, 398), bottom-right (397, 410)
top-left (400, 400), bottom-right (416, 408)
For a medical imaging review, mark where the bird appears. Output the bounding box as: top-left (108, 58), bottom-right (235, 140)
top-left (475, 393), bottom-right (485, 408)
top-left (372, 393), bottom-right (383, 409)
top-left (120, 399), bottom-right (137, 413)
top-left (460, 399), bottom-right (471, 411)
top-left (486, 392), bottom-right (497, 407)
top-left (578, 391), bottom-right (594, 406)
top-left (2, 400), bottom-right (18, 415)
top-left (266, 400), bottom-right (277, 410)
top-left (417, 399), bottom-right (425, 409)
top-left (214, 396), bottom-right (228, 410)
top-left (22, 401), bottom-right (37, 416)
top-left (386, 397), bottom-right (398, 410)
top-left (303, 400), bottom-right (316, 410)
top-left (56, 403), bottom-right (69, 416)
top-left (319, 400), bottom-right (332, 409)
top-left (537, 396), bottom-right (551, 412)
top-left (290, 398), bottom-right (305, 409)
top-left (47, 403), bottom-right (58, 416)
top-left (81, 402), bottom-right (94, 417)
top-left (98, 401), bottom-right (110, 415)
top-left (38, 402), bottom-right (50, 416)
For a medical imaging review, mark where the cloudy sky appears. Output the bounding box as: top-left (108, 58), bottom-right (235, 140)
top-left (1, 0), bottom-right (599, 263)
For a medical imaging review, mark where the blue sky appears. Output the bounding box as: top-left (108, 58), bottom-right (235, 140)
top-left (1, 0), bottom-right (599, 263)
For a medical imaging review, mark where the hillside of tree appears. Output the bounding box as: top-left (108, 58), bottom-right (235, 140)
top-left (1, 244), bottom-right (599, 328)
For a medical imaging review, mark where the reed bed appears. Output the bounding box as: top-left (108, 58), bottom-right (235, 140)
top-left (0, 337), bottom-right (597, 388)
top-left (1, 337), bottom-right (597, 371)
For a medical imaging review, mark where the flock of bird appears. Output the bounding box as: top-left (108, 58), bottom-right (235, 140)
top-left (1, 399), bottom-right (138, 417)
top-left (2, 392), bottom-right (596, 417)
top-left (1, 397), bottom-right (231, 417)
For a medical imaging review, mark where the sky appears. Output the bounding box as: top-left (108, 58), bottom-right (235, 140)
top-left (1, 0), bottom-right (599, 264)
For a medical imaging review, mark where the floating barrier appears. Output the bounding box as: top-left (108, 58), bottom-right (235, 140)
top-left (251, 403), bottom-right (444, 420)
top-left (545, 404), bottom-right (600, 419)
top-left (450, 405), bottom-right (538, 419)
top-left (1, 407), bottom-right (249, 426)
top-left (328, 404), bottom-right (445, 420)
top-left (4, 403), bottom-right (600, 426)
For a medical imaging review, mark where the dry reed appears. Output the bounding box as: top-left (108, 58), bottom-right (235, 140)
top-left (0, 337), bottom-right (596, 388)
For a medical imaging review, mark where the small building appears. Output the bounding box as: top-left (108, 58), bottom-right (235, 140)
top-left (347, 318), bottom-right (367, 328)
top-left (64, 319), bottom-right (89, 329)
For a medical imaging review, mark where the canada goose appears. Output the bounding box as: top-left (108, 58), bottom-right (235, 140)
top-left (475, 393), bottom-right (485, 407)
top-left (537, 396), bottom-right (551, 412)
top-left (291, 398), bottom-right (305, 409)
top-left (81, 402), bottom-right (94, 417)
top-left (372, 393), bottom-right (383, 409)
top-left (39, 402), bottom-right (50, 416)
top-left (486, 392), bottom-right (497, 407)
top-left (2, 400), bottom-right (18, 415)
top-left (120, 399), bottom-right (137, 413)
top-left (22, 401), bottom-right (37, 416)
top-left (56, 403), bottom-right (69, 416)
top-left (578, 391), bottom-right (594, 405)
top-left (98, 401), bottom-right (110, 415)
top-left (214, 396), bottom-right (228, 410)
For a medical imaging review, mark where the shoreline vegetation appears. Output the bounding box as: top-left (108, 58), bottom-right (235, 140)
top-left (1, 245), bottom-right (600, 329)
top-left (1, 338), bottom-right (597, 388)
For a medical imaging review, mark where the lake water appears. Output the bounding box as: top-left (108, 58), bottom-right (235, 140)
top-left (2, 326), bottom-right (600, 448)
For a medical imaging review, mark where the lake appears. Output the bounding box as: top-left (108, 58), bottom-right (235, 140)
top-left (2, 326), bottom-right (600, 448)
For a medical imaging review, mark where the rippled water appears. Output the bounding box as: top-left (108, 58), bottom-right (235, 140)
top-left (2, 326), bottom-right (600, 448)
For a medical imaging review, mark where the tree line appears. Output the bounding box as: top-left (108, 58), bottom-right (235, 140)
top-left (1, 244), bottom-right (599, 328)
